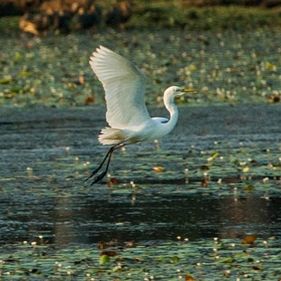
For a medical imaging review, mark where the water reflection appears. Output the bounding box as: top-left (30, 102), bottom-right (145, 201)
top-left (0, 189), bottom-right (280, 246)
top-left (50, 192), bottom-right (281, 246)
top-left (218, 196), bottom-right (271, 238)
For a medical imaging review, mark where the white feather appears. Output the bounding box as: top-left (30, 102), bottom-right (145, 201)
top-left (89, 45), bottom-right (151, 128)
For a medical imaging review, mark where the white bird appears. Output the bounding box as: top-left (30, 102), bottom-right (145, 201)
top-left (87, 45), bottom-right (195, 184)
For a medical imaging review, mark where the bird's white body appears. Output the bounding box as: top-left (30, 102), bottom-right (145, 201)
top-left (89, 46), bottom-right (188, 146)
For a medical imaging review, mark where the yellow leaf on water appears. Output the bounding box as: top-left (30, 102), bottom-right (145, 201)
top-left (207, 151), bottom-right (219, 162)
top-left (153, 166), bottom-right (165, 173)
top-left (0, 75), bottom-right (12, 84)
top-left (242, 235), bottom-right (257, 245)
top-left (265, 62), bottom-right (277, 72)
top-left (242, 166), bottom-right (250, 173)
top-left (99, 254), bottom-right (110, 265)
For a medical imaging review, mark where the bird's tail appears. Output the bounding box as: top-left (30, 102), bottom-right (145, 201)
top-left (98, 127), bottom-right (126, 145)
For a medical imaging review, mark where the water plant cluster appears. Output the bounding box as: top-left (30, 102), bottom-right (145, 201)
top-left (0, 28), bottom-right (280, 107)
top-left (0, 236), bottom-right (280, 280)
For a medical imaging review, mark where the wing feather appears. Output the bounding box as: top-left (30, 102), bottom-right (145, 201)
top-left (89, 45), bottom-right (150, 128)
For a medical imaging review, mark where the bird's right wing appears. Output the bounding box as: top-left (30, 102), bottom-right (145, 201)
top-left (89, 46), bottom-right (151, 128)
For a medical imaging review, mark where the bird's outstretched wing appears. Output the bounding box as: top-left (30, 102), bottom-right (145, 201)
top-left (89, 46), bottom-right (151, 128)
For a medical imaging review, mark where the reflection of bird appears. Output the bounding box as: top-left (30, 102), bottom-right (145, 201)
top-left (87, 46), bottom-right (195, 184)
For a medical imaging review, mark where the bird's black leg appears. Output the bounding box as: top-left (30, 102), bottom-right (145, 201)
top-left (90, 146), bottom-right (116, 185)
top-left (85, 145), bottom-right (115, 182)
top-left (86, 142), bottom-right (126, 184)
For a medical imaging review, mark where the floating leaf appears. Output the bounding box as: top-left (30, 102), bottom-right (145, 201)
top-left (153, 166), bottom-right (165, 173)
top-left (207, 152), bottom-right (219, 162)
top-left (185, 274), bottom-right (196, 281)
top-left (18, 69), bottom-right (31, 78)
top-left (14, 51), bottom-right (22, 62)
top-left (244, 184), bottom-right (254, 192)
top-left (0, 75), bottom-right (12, 84)
top-left (242, 166), bottom-right (250, 173)
top-left (107, 177), bottom-right (119, 187)
top-left (242, 235), bottom-right (257, 245)
top-left (267, 94), bottom-right (280, 103)
top-left (264, 62), bottom-right (277, 72)
top-left (99, 254), bottom-right (110, 265)
top-left (221, 257), bottom-right (235, 264)
top-left (170, 255), bottom-right (180, 264)
top-left (84, 96), bottom-right (95, 105)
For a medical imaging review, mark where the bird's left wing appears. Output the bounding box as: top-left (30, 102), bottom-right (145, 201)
top-left (89, 46), bottom-right (151, 128)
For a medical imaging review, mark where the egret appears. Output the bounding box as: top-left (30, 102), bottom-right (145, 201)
top-left (86, 45), bottom-right (195, 184)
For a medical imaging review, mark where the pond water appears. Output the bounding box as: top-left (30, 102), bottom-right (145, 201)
top-left (1, 189), bottom-right (281, 246)
top-left (0, 105), bottom-right (280, 279)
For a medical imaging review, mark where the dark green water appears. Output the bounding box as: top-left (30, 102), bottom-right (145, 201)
top-left (1, 190), bottom-right (281, 246)
top-left (0, 106), bottom-right (280, 279)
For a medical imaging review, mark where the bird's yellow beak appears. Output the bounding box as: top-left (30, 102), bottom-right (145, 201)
top-left (182, 87), bottom-right (197, 94)
top-left (177, 87), bottom-right (197, 97)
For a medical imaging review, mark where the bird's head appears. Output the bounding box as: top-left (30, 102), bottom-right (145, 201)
top-left (164, 86), bottom-right (197, 99)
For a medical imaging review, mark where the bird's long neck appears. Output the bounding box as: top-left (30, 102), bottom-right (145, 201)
top-left (164, 96), bottom-right (179, 132)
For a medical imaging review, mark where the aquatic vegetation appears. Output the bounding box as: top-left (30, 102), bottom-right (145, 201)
top-left (0, 15), bottom-right (280, 276)
top-left (0, 237), bottom-right (280, 280)
top-left (0, 28), bottom-right (280, 107)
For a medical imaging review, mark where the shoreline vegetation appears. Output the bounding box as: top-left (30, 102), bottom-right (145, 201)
top-left (0, 4), bottom-right (280, 107)
top-left (0, 1), bottom-right (281, 34)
